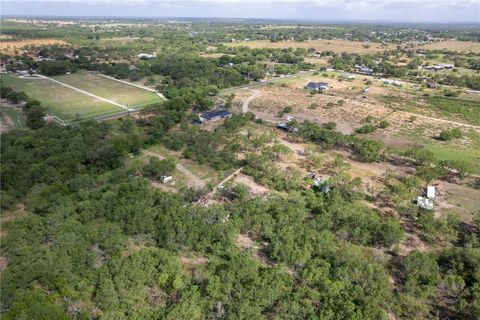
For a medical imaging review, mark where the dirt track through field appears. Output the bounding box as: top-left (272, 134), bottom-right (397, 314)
top-left (141, 149), bottom-right (206, 189)
top-left (37, 74), bottom-right (129, 111)
top-left (242, 90), bottom-right (262, 113)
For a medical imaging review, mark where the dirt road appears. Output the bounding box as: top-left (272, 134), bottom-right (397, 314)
top-left (141, 149), bottom-right (206, 189)
top-left (242, 90), bottom-right (262, 113)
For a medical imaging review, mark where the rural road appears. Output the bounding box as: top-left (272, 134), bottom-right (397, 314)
top-left (221, 70), bottom-right (317, 94)
top-left (141, 149), bottom-right (206, 189)
top-left (242, 90), bottom-right (262, 113)
top-left (38, 74), bottom-right (131, 111)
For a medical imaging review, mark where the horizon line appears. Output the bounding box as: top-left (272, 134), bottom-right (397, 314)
top-left (1, 15), bottom-right (480, 25)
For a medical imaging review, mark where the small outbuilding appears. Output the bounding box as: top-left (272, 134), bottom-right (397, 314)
top-left (417, 185), bottom-right (435, 210)
top-left (160, 175), bottom-right (173, 184)
top-left (305, 81), bottom-right (329, 91)
top-left (137, 53), bottom-right (156, 60)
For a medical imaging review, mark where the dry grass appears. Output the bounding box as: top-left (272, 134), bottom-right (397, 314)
top-left (228, 39), bottom-right (396, 53)
top-left (415, 40), bottom-right (480, 53)
top-left (229, 75), bottom-right (480, 149)
top-left (0, 39), bottom-right (68, 54)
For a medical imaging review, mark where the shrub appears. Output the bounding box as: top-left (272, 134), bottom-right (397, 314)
top-left (437, 128), bottom-right (462, 141)
top-left (324, 122), bottom-right (337, 130)
top-left (378, 120), bottom-right (390, 128)
top-left (283, 106), bottom-right (293, 113)
top-left (364, 115), bottom-right (374, 123)
top-left (351, 139), bottom-right (384, 162)
top-left (309, 103), bottom-right (320, 109)
top-left (355, 124), bottom-right (377, 134)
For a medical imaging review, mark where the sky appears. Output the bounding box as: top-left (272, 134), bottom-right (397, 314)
top-left (1, 0), bottom-right (479, 23)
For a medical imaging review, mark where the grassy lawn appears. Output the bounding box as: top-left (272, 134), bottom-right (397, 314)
top-left (426, 144), bottom-right (480, 174)
top-left (425, 96), bottom-right (480, 126)
top-left (1, 107), bottom-right (26, 129)
top-left (1, 74), bottom-right (122, 121)
top-left (53, 72), bottom-right (162, 107)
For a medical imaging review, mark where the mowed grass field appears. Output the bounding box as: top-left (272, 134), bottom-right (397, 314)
top-left (53, 72), bottom-right (162, 107)
top-left (1, 74), bottom-right (122, 121)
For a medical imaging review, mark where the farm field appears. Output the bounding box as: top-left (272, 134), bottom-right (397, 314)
top-left (52, 72), bottom-right (163, 107)
top-left (1, 74), bottom-right (122, 121)
top-left (0, 38), bottom-right (67, 55)
top-left (414, 40), bottom-right (480, 53)
top-left (227, 39), bottom-right (397, 53)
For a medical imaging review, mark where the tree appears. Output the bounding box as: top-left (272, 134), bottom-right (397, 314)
top-left (143, 157), bottom-right (176, 179)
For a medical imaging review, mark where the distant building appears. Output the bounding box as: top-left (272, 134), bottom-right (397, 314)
top-left (426, 82), bottom-right (438, 89)
top-left (354, 64), bottom-right (374, 75)
top-left (198, 109), bottom-right (232, 123)
top-left (305, 81), bottom-right (329, 91)
top-left (382, 79), bottom-right (402, 86)
top-left (137, 53), bottom-right (156, 60)
top-left (343, 73), bottom-right (356, 80)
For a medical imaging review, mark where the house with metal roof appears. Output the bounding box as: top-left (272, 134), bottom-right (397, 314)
top-left (198, 109), bottom-right (232, 123)
top-left (305, 81), bottom-right (329, 91)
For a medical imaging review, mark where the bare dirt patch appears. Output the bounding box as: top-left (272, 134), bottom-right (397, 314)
top-left (1, 110), bottom-right (16, 133)
top-left (233, 173), bottom-right (270, 195)
top-left (434, 181), bottom-right (480, 222)
top-left (236, 233), bottom-right (255, 250)
top-left (0, 256), bottom-right (8, 271)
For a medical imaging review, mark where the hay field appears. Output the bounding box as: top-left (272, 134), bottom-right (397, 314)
top-left (1, 74), bottom-right (121, 121)
top-left (52, 72), bottom-right (163, 107)
top-left (227, 39), bottom-right (396, 53)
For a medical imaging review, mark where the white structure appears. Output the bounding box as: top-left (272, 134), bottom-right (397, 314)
top-left (417, 185), bottom-right (435, 210)
top-left (427, 186), bottom-right (435, 199)
top-left (160, 176), bottom-right (173, 183)
top-left (417, 196), bottom-right (434, 210)
top-left (137, 53), bottom-right (156, 60)
top-left (382, 79), bottom-right (402, 86)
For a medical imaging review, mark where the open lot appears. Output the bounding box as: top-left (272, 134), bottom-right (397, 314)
top-left (227, 72), bottom-right (480, 172)
top-left (1, 74), bottom-right (122, 121)
top-left (53, 72), bottom-right (163, 108)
